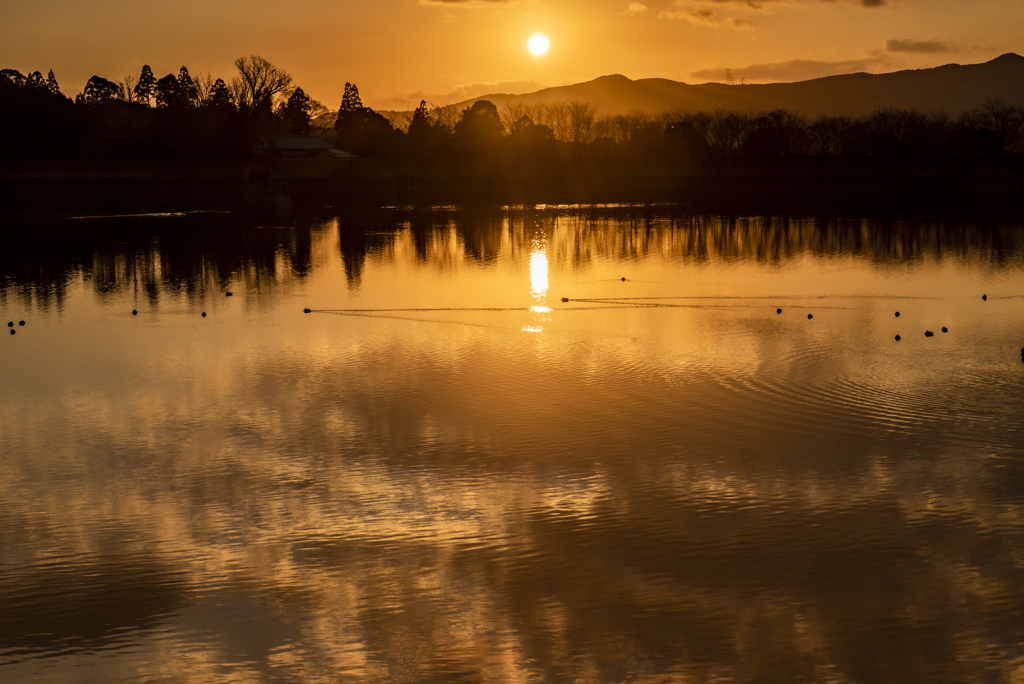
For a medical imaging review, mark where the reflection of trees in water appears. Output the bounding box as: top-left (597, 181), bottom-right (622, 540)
top-left (337, 210), bottom-right (399, 289)
top-left (539, 208), bottom-right (1024, 267)
top-left (341, 207), bottom-right (1023, 277)
top-left (3, 208), bottom-right (1022, 306)
top-left (0, 214), bottom-right (327, 312)
top-left (336, 209), bottom-right (508, 289)
top-left (455, 211), bottom-right (505, 264)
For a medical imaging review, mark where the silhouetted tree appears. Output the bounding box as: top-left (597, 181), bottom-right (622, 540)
top-left (78, 76), bottom-right (122, 105)
top-left (406, 99), bottom-right (449, 157)
top-left (0, 67), bottom-right (78, 158)
top-left (134, 65), bottom-right (156, 106)
top-left (118, 74), bottom-right (138, 103)
top-left (430, 104), bottom-right (459, 135)
top-left (453, 100), bottom-right (504, 157)
top-left (191, 71), bottom-right (214, 106)
top-left (408, 100), bottom-right (431, 136)
top-left (741, 110), bottom-right (809, 158)
top-left (177, 67), bottom-right (198, 107)
top-left (45, 70), bottom-right (60, 96)
top-left (23, 71), bottom-right (45, 90)
top-left (508, 116), bottom-right (556, 159)
top-left (334, 83), bottom-right (395, 156)
top-left (280, 87), bottom-right (312, 134)
top-left (1, 69), bottom-right (26, 87)
top-left (339, 82), bottom-right (363, 113)
top-left (808, 115), bottom-right (855, 157)
top-left (981, 100), bottom-right (1024, 154)
top-left (566, 100), bottom-right (597, 147)
top-left (231, 55), bottom-right (291, 114)
top-left (154, 74), bottom-right (179, 108)
top-left (206, 78), bottom-right (233, 109)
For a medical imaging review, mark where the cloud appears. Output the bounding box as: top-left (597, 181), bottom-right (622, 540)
top-left (885, 38), bottom-right (957, 54)
top-left (659, 2), bottom-right (753, 29)
top-left (664, 0), bottom-right (895, 9)
top-left (659, 5), bottom-right (720, 26)
top-left (691, 56), bottom-right (889, 83)
top-left (625, 2), bottom-right (648, 13)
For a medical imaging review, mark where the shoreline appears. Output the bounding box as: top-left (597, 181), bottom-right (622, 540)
top-left (2, 157), bottom-right (1021, 219)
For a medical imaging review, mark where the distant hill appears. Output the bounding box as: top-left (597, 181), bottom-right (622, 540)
top-left (432, 54), bottom-right (1024, 118)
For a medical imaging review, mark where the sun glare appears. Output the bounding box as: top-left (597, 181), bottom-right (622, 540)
top-left (528, 34), bottom-right (549, 56)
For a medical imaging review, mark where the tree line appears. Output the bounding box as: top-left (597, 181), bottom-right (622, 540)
top-left (373, 99), bottom-right (1024, 162)
top-left (2, 55), bottom-right (1023, 162)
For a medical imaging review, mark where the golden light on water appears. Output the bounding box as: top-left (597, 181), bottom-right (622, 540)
top-left (528, 34), bottom-right (549, 56)
top-left (526, 246), bottom-right (550, 331)
top-left (530, 248), bottom-right (548, 301)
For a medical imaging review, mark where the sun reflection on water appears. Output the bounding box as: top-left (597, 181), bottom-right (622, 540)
top-left (525, 244), bottom-right (550, 332)
top-left (530, 248), bottom-right (548, 298)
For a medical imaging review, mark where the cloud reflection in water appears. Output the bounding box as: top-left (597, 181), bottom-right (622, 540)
top-left (0, 207), bottom-right (1023, 683)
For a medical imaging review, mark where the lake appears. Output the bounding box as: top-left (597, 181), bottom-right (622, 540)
top-left (1, 205), bottom-right (1023, 683)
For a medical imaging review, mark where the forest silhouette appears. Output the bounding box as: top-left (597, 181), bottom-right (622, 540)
top-left (3, 55), bottom-right (1023, 163)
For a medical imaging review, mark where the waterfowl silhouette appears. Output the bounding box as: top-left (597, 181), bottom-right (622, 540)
top-left (226, 292), bottom-right (233, 296)
top-left (621, 277), bottom-right (625, 282)
top-left (942, 327), bottom-right (948, 333)
top-left (132, 310), bottom-right (138, 315)
top-left (807, 314), bottom-right (813, 320)
top-left (18, 321), bottom-right (24, 326)
top-left (895, 312), bottom-right (900, 317)
top-left (895, 335), bottom-right (901, 341)
top-left (983, 295), bottom-right (987, 301)
top-left (925, 330), bottom-right (934, 337)
top-left (6, 321), bottom-right (12, 327)
top-left (304, 308), bottom-right (311, 313)
top-left (561, 298), bottom-right (569, 303)
top-left (777, 308), bottom-right (782, 314)
top-left (202, 312), bottom-right (207, 317)
top-left (9, 329), bottom-right (14, 335)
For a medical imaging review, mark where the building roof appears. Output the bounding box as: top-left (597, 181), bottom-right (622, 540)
top-left (270, 136), bottom-right (356, 158)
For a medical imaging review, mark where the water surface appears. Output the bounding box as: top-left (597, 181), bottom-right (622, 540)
top-left (1, 207), bottom-right (1023, 683)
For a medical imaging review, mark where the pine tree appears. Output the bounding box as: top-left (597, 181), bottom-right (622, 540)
top-left (281, 87), bottom-right (312, 134)
top-left (407, 100), bottom-right (439, 158)
top-left (208, 78), bottom-right (233, 108)
top-left (334, 85), bottom-right (395, 156)
top-left (177, 67), bottom-right (198, 107)
top-left (339, 83), bottom-right (363, 114)
top-left (410, 100), bottom-right (431, 128)
top-left (134, 65), bottom-right (156, 106)
top-left (46, 70), bottom-right (61, 95)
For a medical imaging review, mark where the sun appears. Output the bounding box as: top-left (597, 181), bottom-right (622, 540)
top-left (528, 34), bottom-right (549, 56)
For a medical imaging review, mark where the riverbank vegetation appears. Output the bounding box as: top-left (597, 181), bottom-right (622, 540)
top-left (3, 56), bottom-right (1023, 166)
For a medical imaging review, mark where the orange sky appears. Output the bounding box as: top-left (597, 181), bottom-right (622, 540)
top-left (1, 0), bottom-right (1021, 110)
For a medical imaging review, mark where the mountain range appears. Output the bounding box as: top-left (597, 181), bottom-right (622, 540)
top-left (424, 54), bottom-right (1024, 118)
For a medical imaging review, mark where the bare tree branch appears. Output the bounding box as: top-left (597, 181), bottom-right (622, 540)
top-left (230, 55), bottom-right (292, 112)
